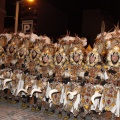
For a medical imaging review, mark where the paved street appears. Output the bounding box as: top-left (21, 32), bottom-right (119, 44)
top-left (0, 101), bottom-right (46, 120)
top-left (0, 100), bottom-right (93, 120)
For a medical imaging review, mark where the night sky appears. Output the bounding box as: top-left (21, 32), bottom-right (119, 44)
top-left (4, 0), bottom-right (120, 44)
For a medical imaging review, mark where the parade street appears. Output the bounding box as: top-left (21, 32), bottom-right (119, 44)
top-left (0, 101), bottom-right (93, 120)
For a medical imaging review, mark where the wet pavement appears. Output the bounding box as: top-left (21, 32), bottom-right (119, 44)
top-left (0, 101), bottom-right (92, 120)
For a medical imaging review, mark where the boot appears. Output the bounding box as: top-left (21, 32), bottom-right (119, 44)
top-left (73, 116), bottom-right (78, 120)
top-left (110, 113), bottom-right (116, 120)
top-left (63, 113), bottom-right (70, 120)
top-left (21, 103), bottom-right (25, 108)
top-left (4, 96), bottom-right (8, 102)
top-left (11, 97), bottom-right (17, 104)
top-left (43, 109), bottom-right (48, 114)
top-left (36, 106), bottom-right (41, 112)
top-left (14, 96), bottom-right (19, 103)
top-left (36, 100), bottom-right (42, 112)
top-left (23, 103), bottom-right (29, 109)
top-left (48, 110), bottom-right (55, 116)
top-left (11, 100), bottom-right (17, 104)
top-left (58, 112), bottom-right (62, 119)
top-left (11, 96), bottom-right (19, 104)
top-left (0, 97), bottom-right (5, 101)
top-left (31, 104), bottom-right (37, 112)
top-left (3, 89), bottom-right (8, 101)
top-left (7, 97), bottom-right (12, 103)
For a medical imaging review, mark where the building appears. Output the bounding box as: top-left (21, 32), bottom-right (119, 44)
top-left (20, 0), bottom-right (38, 33)
top-left (20, 0), bottom-right (67, 39)
top-left (0, 0), bottom-right (6, 33)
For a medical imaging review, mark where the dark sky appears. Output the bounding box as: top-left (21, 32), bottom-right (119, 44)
top-left (5, 0), bottom-right (120, 24)
top-left (4, 0), bottom-right (120, 43)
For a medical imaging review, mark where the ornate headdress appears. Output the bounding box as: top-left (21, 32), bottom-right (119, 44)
top-left (86, 47), bottom-right (101, 66)
top-left (7, 41), bottom-right (17, 55)
top-left (95, 22), bottom-right (120, 56)
top-left (11, 34), bottom-right (23, 47)
top-left (0, 35), bottom-right (7, 47)
top-left (17, 44), bottom-right (29, 58)
top-left (39, 44), bottom-right (55, 66)
top-left (54, 46), bottom-right (68, 66)
top-left (69, 44), bottom-right (83, 65)
top-left (107, 46), bottom-right (120, 67)
top-left (30, 45), bottom-right (41, 54)
top-left (0, 45), bottom-right (4, 54)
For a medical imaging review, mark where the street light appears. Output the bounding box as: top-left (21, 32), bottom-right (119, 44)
top-left (14, 0), bottom-right (34, 33)
top-left (27, 0), bottom-right (34, 2)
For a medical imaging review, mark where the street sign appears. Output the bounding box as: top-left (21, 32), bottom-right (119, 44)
top-left (22, 20), bottom-right (33, 34)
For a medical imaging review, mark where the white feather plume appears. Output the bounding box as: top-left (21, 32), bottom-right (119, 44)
top-left (62, 36), bottom-right (75, 41)
top-left (49, 89), bottom-right (58, 101)
top-left (67, 91), bottom-right (77, 100)
top-left (40, 35), bottom-right (51, 44)
top-left (30, 33), bottom-right (38, 42)
top-left (5, 33), bottom-right (12, 42)
top-left (3, 78), bottom-right (12, 87)
top-left (16, 88), bottom-right (27, 95)
top-left (91, 91), bottom-right (102, 109)
top-left (30, 88), bottom-right (42, 97)
top-left (81, 38), bottom-right (87, 46)
top-left (19, 32), bottom-right (25, 38)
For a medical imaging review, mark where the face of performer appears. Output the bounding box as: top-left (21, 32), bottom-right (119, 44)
top-left (0, 38), bottom-right (4, 45)
top-left (111, 52), bottom-right (119, 64)
top-left (0, 47), bottom-right (3, 53)
top-left (32, 50), bottom-right (37, 58)
top-left (9, 45), bottom-right (14, 53)
top-left (56, 54), bottom-right (62, 63)
top-left (42, 55), bottom-right (49, 63)
top-left (89, 53), bottom-right (96, 64)
top-left (19, 49), bottom-right (24, 57)
top-left (73, 53), bottom-right (79, 62)
top-left (24, 39), bottom-right (29, 46)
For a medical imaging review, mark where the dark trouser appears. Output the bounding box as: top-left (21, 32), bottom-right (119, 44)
top-left (4, 89), bottom-right (8, 99)
top-left (44, 97), bottom-right (49, 110)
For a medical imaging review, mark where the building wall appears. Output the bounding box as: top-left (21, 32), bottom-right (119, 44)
top-left (37, 0), bottom-right (68, 39)
top-left (82, 9), bottom-right (104, 46)
top-left (0, 0), bottom-right (5, 33)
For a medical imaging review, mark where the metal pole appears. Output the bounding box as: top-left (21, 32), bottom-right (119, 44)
top-left (14, 1), bottom-right (19, 33)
